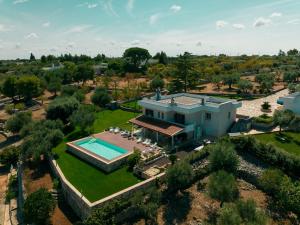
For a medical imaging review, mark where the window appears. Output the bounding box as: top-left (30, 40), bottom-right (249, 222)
top-left (205, 113), bottom-right (212, 120)
top-left (228, 112), bottom-right (231, 119)
top-left (158, 112), bottom-right (161, 118)
top-left (161, 113), bottom-right (164, 120)
top-left (145, 109), bottom-right (154, 117)
top-left (174, 113), bottom-right (185, 124)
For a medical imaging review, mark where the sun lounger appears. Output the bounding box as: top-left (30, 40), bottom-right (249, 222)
top-left (137, 137), bottom-right (143, 143)
top-left (114, 127), bottom-right (120, 134)
top-left (109, 127), bottom-right (114, 133)
top-left (150, 142), bottom-right (157, 149)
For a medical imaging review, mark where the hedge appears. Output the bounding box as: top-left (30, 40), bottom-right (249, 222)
top-left (231, 136), bottom-right (300, 177)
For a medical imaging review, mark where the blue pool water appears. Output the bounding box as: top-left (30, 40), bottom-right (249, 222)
top-left (75, 138), bottom-right (128, 160)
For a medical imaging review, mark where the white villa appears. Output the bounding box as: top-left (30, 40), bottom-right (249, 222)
top-left (130, 92), bottom-right (242, 149)
top-left (279, 92), bottom-right (300, 115)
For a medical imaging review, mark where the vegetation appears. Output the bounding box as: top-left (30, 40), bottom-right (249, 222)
top-left (208, 142), bottom-right (239, 174)
top-left (127, 148), bottom-right (141, 171)
top-left (70, 105), bottom-right (95, 133)
top-left (91, 87), bottom-right (112, 107)
top-left (23, 188), bottom-right (55, 225)
top-left (273, 109), bottom-right (295, 132)
top-left (166, 161), bottom-right (194, 193)
top-left (46, 96), bottom-right (80, 123)
top-left (0, 146), bottom-right (20, 166)
top-left (208, 170), bottom-right (239, 207)
top-left (253, 114), bottom-right (273, 124)
top-left (149, 76), bottom-right (165, 91)
top-left (5, 111), bottom-right (32, 134)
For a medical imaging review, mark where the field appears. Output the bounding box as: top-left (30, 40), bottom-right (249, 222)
top-left (255, 131), bottom-right (300, 157)
top-left (53, 109), bottom-right (141, 202)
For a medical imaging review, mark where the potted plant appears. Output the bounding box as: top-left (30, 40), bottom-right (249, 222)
top-left (261, 101), bottom-right (271, 112)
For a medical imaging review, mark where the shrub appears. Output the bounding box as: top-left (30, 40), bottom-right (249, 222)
top-left (208, 142), bottom-right (239, 174)
top-left (232, 136), bottom-right (300, 177)
top-left (253, 114), bottom-right (273, 124)
top-left (127, 148), bottom-right (141, 171)
top-left (261, 101), bottom-right (271, 111)
top-left (46, 96), bottom-right (79, 123)
top-left (150, 76), bottom-right (165, 91)
top-left (5, 111), bottom-right (32, 134)
top-left (91, 88), bottom-right (112, 107)
top-left (0, 146), bottom-right (20, 166)
top-left (70, 105), bottom-right (95, 132)
top-left (23, 188), bottom-right (55, 225)
top-left (208, 170), bottom-right (239, 207)
top-left (4, 104), bottom-right (15, 114)
top-left (166, 161), bottom-right (193, 193)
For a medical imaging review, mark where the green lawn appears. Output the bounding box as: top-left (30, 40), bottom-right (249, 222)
top-left (121, 101), bottom-right (142, 111)
top-left (53, 109), bottom-right (142, 202)
top-left (255, 132), bottom-right (300, 157)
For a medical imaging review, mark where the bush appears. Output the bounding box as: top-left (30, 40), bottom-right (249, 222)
top-left (261, 101), bottom-right (271, 110)
top-left (208, 142), bottom-right (239, 174)
top-left (150, 76), bottom-right (165, 91)
top-left (0, 146), bottom-right (20, 166)
top-left (232, 136), bottom-right (300, 177)
top-left (23, 188), bottom-right (55, 225)
top-left (127, 148), bottom-right (141, 171)
top-left (166, 161), bottom-right (193, 193)
top-left (4, 104), bottom-right (15, 114)
top-left (46, 96), bottom-right (80, 123)
top-left (91, 88), bottom-right (112, 107)
top-left (5, 111), bottom-right (32, 134)
top-left (208, 170), bottom-right (239, 207)
top-left (253, 114), bottom-right (273, 124)
top-left (70, 105), bottom-right (95, 132)
top-left (5, 175), bottom-right (17, 203)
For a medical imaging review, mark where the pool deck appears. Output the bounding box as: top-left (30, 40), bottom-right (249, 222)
top-left (93, 132), bottom-right (150, 153)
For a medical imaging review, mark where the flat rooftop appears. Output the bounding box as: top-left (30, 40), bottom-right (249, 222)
top-left (156, 93), bottom-right (229, 106)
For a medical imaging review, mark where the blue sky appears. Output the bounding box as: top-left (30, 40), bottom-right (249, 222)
top-left (0, 0), bottom-right (300, 59)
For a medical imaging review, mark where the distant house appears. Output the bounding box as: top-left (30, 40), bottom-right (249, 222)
top-left (130, 92), bottom-right (241, 149)
top-left (278, 92), bottom-right (300, 115)
top-left (93, 63), bottom-right (108, 75)
top-left (42, 63), bottom-right (64, 71)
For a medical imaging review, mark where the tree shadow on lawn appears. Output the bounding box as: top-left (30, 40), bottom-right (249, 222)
top-left (66, 130), bottom-right (89, 142)
top-left (274, 133), bottom-right (293, 144)
top-left (163, 191), bottom-right (193, 225)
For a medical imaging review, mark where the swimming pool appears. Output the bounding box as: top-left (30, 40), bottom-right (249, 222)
top-left (75, 138), bottom-right (128, 161)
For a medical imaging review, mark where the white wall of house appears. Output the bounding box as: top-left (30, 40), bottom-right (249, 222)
top-left (282, 95), bottom-right (300, 115)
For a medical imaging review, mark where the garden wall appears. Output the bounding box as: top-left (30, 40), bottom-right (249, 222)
top-left (48, 157), bottom-right (164, 220)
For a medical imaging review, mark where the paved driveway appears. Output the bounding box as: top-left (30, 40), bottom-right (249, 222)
top-left (237, 89), bottom-right (289, 117)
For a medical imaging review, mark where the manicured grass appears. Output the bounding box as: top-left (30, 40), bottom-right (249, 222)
top-left (121, 101), bottom-right (142, 111)
top-left (53, 109), bottom-right (142, 202)
top-left (93, 109), bottom-right (139, 132)
top-left (255, 132), bottom-right (300, 157)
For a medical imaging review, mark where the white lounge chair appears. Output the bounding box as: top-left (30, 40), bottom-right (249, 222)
top-left (146, 140), bottom-right (152, 147)
top-left (109, 127), bottom-right (114, 133)
top-left (114, 127), bottom-right (120, 134)
top-left (150, 142), bottom-right (157, 149)
top-left (142, 139), bottom-right (150, 145)
top-left (136, 137), bottom-right (143, 143)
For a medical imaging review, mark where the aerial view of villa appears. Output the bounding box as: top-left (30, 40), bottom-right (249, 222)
top-left (0, 0), bottom-right (300, 225)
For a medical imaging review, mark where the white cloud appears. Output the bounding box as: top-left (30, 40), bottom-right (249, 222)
top-left (216, 20), bottom-right (228, 28)
top-left (13, 0), bottom-right (29, 4)
top-left (101, 0), bottom-right (119, 17)
top-left (253, 17), bottom-right (271, 27)
top-left (232, 23), bottom-right (245, 30)
top-left (287, 19), bottom-right (300, 25)
top-left (131, 39), bottom-right (140, 45)
top-left (66, 25), bottom-right (93, 33)
top-left (149, 14), bottom-right (160, 25)
top-left (42, 22), bottom-right (51, 27)
top-left (126, 0), bottom-right (134, 12)
top-left (25, 32), bottom-right (39, 39)
top-left (87, 3), bottom-right (97, 9)
top-left (270, 12), bottom-right (282, 18)
top-left (170, 5), bottom-right (181, 13)
top-left (0, 24), bottom-right (11, 32)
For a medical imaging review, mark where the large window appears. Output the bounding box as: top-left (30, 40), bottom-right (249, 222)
top-left (145, 109), bottom-right (154, 117)
top-left (174, 113), bottom-right (185, 124)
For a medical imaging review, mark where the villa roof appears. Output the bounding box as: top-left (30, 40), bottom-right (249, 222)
top-left (129, 115), bottom-right (184, 137)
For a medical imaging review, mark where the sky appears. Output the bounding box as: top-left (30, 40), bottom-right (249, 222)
top-left (0, 0), bottom-right (300, 59)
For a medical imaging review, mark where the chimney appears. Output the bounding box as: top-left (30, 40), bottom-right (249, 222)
top-left (201, 98), bottom-right (205, 105)
top-left (155, 88), bottom-right (161, 101)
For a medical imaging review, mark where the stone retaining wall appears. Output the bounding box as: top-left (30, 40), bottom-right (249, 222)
top-left (48, 157), bottom-right (164, 219)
